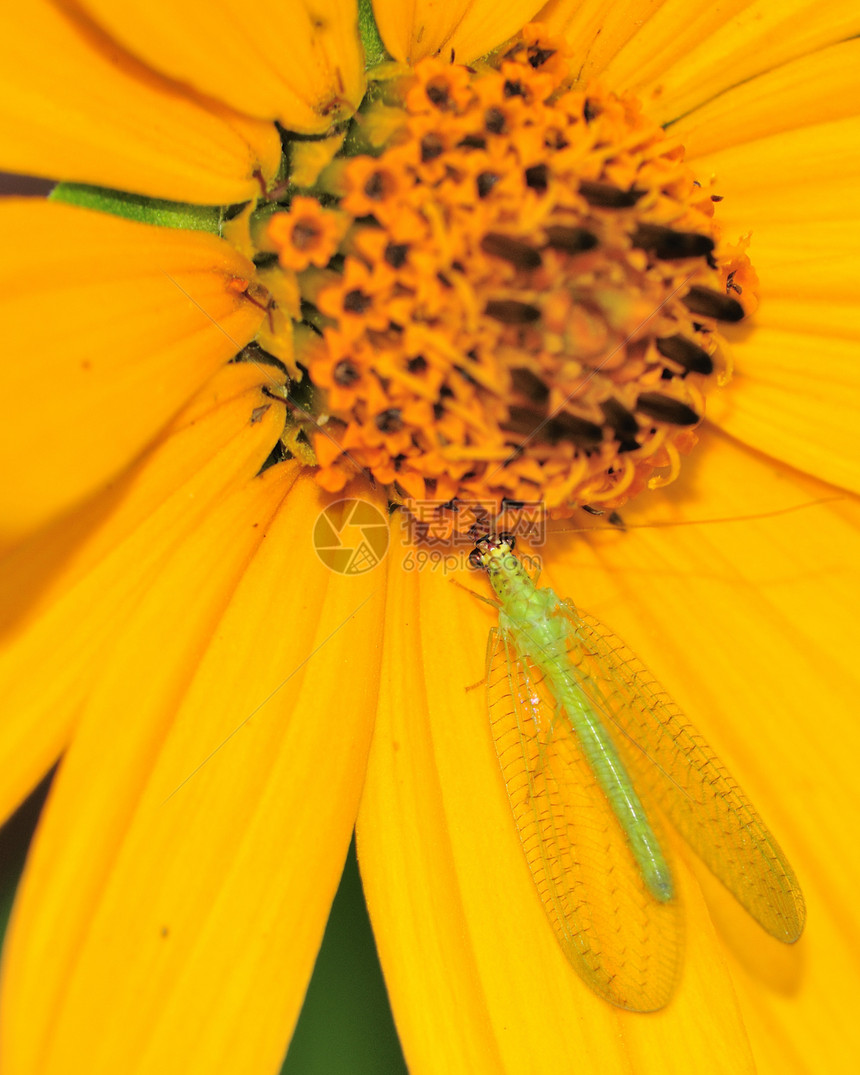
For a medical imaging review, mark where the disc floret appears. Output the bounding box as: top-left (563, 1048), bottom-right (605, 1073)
top-left (267, 26), bottom-right (758, 522)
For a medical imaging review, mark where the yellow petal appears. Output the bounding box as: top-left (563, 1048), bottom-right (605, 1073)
top-left (0, 361), bottom-right (287, 636)
top-left (544, 434), bottom-right (857, 766)
top-left (0, 200), bottom-right (267, 543)
top-left (543, 432), bottom-right (860, 1070)
top-left (77, 0), bottom-right (365, 134)
top-left (672, 37), bottom-right (860, 157)
top-left (744, 220), bottom-right (860, 316)
top-left (373, 0), bottom-right (545, 64)
top-left (0, 0), bottom-right (281, 202)
top-left (538, 0), bottom-right (666, 81)
top-left (678, 97), bottom-right (859, 489)
top-left (731, 881), bottom-right (858, 1073)
top-left (1, 473), bottom-right (386, 1074)
top-left (689, 116), bottom-right (860, 226)
top-left (714, 328), bottom-right (860, 492)
top-left (358, 525), bottom-right (503, 1070)
top-left (359, 515), bottom-right (763, 1069)
top-left (596, 0), bottom-right (860, 124)
top-left (0, 367), bottom-right (285, 825)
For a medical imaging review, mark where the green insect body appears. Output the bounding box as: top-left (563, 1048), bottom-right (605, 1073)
top-left (484, 541), bottom-right (673, 904)
top-left (472, 535), bottom-right (805, 1011)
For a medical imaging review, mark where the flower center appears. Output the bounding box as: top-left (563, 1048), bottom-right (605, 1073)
top-left (265, 26), bottom-right (757, 525)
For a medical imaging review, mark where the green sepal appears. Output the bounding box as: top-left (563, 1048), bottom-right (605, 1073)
top-left (49, 182), bottom-right (224, 233)
top-left (358, 0), bottom-right (389, 69)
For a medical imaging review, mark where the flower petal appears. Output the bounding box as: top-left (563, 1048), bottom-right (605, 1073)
top-left (76, 0), bottom-right (365, 134)
top-left (714, 328), bottom-right (860, 492)
top-left (0, 200), bottom-right (267, 543)
top-left (0, 472), bottom-right (386, 1074)
top-left (689, 116), bottom-right (860, 227)
top-left (542, 432), bottom-right (860, 1070)
top-left (594, 0), bottom-right (860, 124)
top-left (544, 432), bottom-right (857, 770)
top-left (0, 0), bottom-right (281, 202)
top-left (538, 0), bottom-right (666, 81)
top-left (742, 220), bottom-right (860, 314)
top-left (671, 37), bottom-right (860, 157)
top-left (681, 109), bottom-right (860, 488)
top-left (358, 527), bottom-right (504, 1069)
top-left (0, 364), bottom-right (285, 825)
top-left (373, 0), bottom-right (545, 64)
top-left (0, 360), bottom-right (285, 634)
top-left (359, 517), bottom-right (762, 1069)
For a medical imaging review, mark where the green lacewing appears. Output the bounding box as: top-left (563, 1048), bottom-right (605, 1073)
top-left (469, 533), bottom-right (805, 1011)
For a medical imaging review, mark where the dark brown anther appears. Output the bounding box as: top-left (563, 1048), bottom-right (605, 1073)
top-left (579, 181), bottom-right (645, 208)
top-left (655, 335), bottom-right (714, 375)
top-left (504, 79), bottom-right (526, 98)
top-left (376, 407), bottom-right (403, 433)
top-left (524, 163), bottom-right (548, 192)
top-left (600, 398), bottom-right (639, 437)
top-left (484, 108), bottom-right (506, 134)
top-left (407, 355), bottom-right (428, 373)
top-left (543, 225), bottom-right (598, 254)
top-left (480, 233), bottom-right (543, 270)
top-left (476, 172), bottom-right (500, 198)
top-left (291, 220), bottom-right (319, 251)
top-left (343, 289), bottom-right (372, 314)
top-left (504, 406), bottom-right (602, 448)
top-left (636, 393), bottom-right (700, 426)
top-left (425, 82), bottom-right (451, 109)
top-left (458, 134), bottom-right (487, 150)
top-left (334, 360), bottom-right (360, 386)
top-left (510, 367), bottom-right (550, 404)
top-left (682, 286), bottom-right (745, 322)
top-left (600, 399), bottom-right (639, 452)
top-left (528, 46), bottom-right (556, 68)
top-left (363, 171), bottom-right (388, 200)
top-left (583, 98), bottom-right (601, 122)
top-left (631, 224), bottom-right (715, 260)
top-left (501, 406), bottom-right (540, 437)
top-left (485, 299), bottom-right (542, 324)
top-left (543, 128), bottom-right (569, 150)
top-left (420, 134), bottom-right (445, 162)
top-left (384, 243), bottom-right (409, 268)
top-left (543, 410), bottom-right (605, 448)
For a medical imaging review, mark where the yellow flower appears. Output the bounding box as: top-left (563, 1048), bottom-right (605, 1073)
top-left (1, 1), bottom-right (859, 1072)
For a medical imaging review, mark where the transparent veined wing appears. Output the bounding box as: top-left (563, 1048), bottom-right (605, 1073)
top-left (557, 601), bottom-right (806, 944)
top-left (486, 626), bottom-right (683, 1011)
